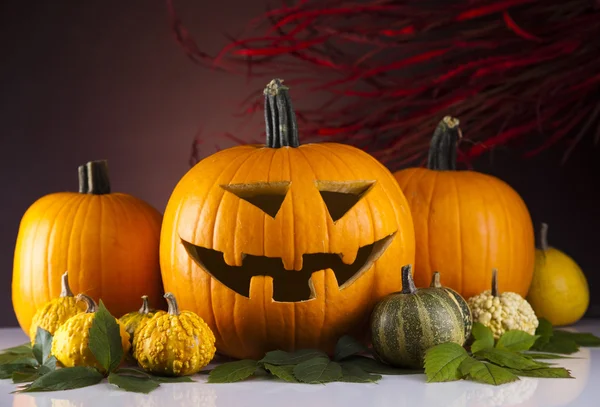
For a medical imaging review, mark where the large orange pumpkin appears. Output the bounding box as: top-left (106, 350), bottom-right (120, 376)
top-left (160, 79), bottom-right (415, 360)
top-left (12, 160), bottom-right (164, 333)
top-left (394, 117), bottom-right (534, 299)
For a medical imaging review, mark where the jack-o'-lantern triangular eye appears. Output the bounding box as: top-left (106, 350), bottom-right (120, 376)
top-left (221, 181), bottom-right (291, 218)
top-left (315, 180), bottom-right (375, 222)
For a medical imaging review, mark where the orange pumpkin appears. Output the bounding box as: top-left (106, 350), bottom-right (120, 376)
top-left (160, 79), bottom-right (415, 359)
top-left (12, 160), bottom-right (164, 334)
top-left (394, 117), bottom-right (534, 299)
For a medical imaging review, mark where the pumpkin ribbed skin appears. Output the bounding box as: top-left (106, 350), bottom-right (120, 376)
top-left (160, 79), bottom-right (415, 360)
top-left (12, 161), bottom-right (164, 334)
top-left (394, 118), bottom-right (534, 299)
top-left (430, 272), bottom-right (472, 340)
top-left (371, 267), bottom-right (468, 369)
top-left (160, 144), bottom-right (415, 360)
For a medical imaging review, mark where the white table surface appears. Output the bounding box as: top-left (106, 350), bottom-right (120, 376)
top-left (1, 320), bottom-right (599, 407)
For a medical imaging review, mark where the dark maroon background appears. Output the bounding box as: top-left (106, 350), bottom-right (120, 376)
top-left (1, 0), bottom-right (598, 327)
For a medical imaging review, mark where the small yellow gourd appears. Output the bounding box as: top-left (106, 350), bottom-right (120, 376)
top-left (527, 223), bottom-right (589, 326)
top-left (468, 269), bottom-right (538, 339)
top-left (29, 271), bottom-right (85, 342)
top-left (51, 294), bottom-right (130, 371)
top-left (133, 292), bottom-right (216, 376)
top-left (119, 295), bottom-right (156, 343)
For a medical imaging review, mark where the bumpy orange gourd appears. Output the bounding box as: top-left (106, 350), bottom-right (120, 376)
top-left (13, 160), bottom-right (164, 334)
top-left (394, 117), bottom-right (534, 299)
top-left (160, 79), bottom-right (415, 359)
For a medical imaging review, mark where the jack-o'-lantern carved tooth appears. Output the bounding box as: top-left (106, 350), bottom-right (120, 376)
top-left (340, 248), bottom-right (358, 265)
top-left (223, 250), bottom-right (243, 267)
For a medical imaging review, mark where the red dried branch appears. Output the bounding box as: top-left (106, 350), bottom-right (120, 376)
top-left (166, 0), bottom-right (600, 169)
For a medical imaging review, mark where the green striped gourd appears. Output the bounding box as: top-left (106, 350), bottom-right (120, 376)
top-left (370, 265), bottom-right (471, 369)
top-left (430, 272), bottom-right (473, 340)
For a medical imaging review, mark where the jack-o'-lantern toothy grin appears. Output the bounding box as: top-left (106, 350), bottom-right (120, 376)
top-left (181, 233), bottom-right (395, 302)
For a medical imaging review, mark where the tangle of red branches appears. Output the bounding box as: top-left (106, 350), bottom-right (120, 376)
top-left (167, 0), bottom-right (600, 170)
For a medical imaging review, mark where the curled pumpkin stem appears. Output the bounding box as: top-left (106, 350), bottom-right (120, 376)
top-left (491, 268), bottom-right (499, 297)
top-left (164, 292), bottom-right (180, 316)
top-left (59, 271), bottom-right (74, 298)
top-left (76, 294), bottom-right (97, 313)
top-left (400, 264), bottom-right (417, 294)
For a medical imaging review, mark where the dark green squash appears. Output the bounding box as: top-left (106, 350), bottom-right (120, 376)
top-left (370, 265), bottom-right (470, 369)
top-left (430, 271), bottom-right (473, 340)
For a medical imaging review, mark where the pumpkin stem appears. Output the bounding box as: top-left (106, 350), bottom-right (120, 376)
top-left (76, 294), bottom-right (97, 313)
top-left (540, 222), bottom-right (549, 251)
top-left (164, 292), bottom-right (180, 316)
top-left (430, 272), bottom-right (442, 288)
top-left (264, 79), bottom-right (300, 148)
top-left (427, 116), bottom-right (462, 171)
top-left (78, 160), bottom-right (111, 195)
top-left (400, 264), bottom-right (417, 294)
top-left (138, 295), bottom-right (151, 315)
top-left (59, 271), bottom-right (74, 297)
top-left (491, 268), bottom-right (499, 297)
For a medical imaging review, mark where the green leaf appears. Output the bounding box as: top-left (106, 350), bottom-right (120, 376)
top-left (341, 356), bottom-right (419, 375)
top-left (476, 348), bottom-right (549, 370)
top-left (470, 323), bottom-right (495, 353)
top-left (424, 343), bottom-right (469, 383)
top-left (32, 328), bottom-right (53, 365)
top-left (509, 367), bottom-right (573, 378)
top-left (18, 367), bottom-right (103, 392)
top-left (1, 343), bottom-right (32, 355)
top-left (108, 373), bottom-right (160, 394)
top-left (259, 349), bottom-right (328, 366)
top-left (42, 355), bottom-right (57, 372)
top-left (114, 367), bottom-right (195, 382)
top-left (496, 330), bottom-right (539, 352)
top-left (0, 363), bottom-right (37, 379)
top-left (536, 337), bottom-right (580, 355)
top-left (293, 357), bottom-right (343, 384)
top-left (334, 336), bottom-right (368, 361)
top-left (340, 364), bottom-right (382, 383)
top-left (207, 360), bottom-right (258, 383)
top-left (89, 300), bottom-right (124, 372)
top-left (553, 330), bottom-right (600, 347)
top-left (264, 364), bottom-right (298, 383)
top-left (11, 365), bottom-right (39, 384)
top-left (459, 357), bottom-right (519, 385)
top-left (522, 352), bottom-right (578, 360)
top-left (533, 318), bottom-right (553, 349)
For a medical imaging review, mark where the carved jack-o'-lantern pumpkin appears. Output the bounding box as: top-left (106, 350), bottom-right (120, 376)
top-left (160, 79), bottom-right (415, 359)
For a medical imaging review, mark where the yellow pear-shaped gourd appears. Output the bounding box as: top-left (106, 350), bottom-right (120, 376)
top-left (51, 294), bottom-right (130, 371)
top-left (527, 223), bottom-right (589, 326)
top-left (119, 295), bottom-right (156, 343)
top-left (29, 271), bottom-right (85, 342)
top-left (133, 292), bottom-right (216, 376)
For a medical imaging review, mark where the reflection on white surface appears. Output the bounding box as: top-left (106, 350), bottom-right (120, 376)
top-left (2, 321), bottom-right (600, 407)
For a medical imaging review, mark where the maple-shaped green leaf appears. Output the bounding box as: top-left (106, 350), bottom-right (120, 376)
top-left (496, 330), bottom-right (539, 352)
top-left (470, 323), bottom-right (494, 353)
top-left (293, 357), bottom-right (343, 384)
top-left (424, 343), bottom-right (469, 383)
top-left (509, 367), bottom-right (573, 378)
top-left (207, 360), bottom-right (258, 383)
top-left (476, 348), bottom-right (549, 370)
top-left (459, 357), bottom-right (519, 385)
